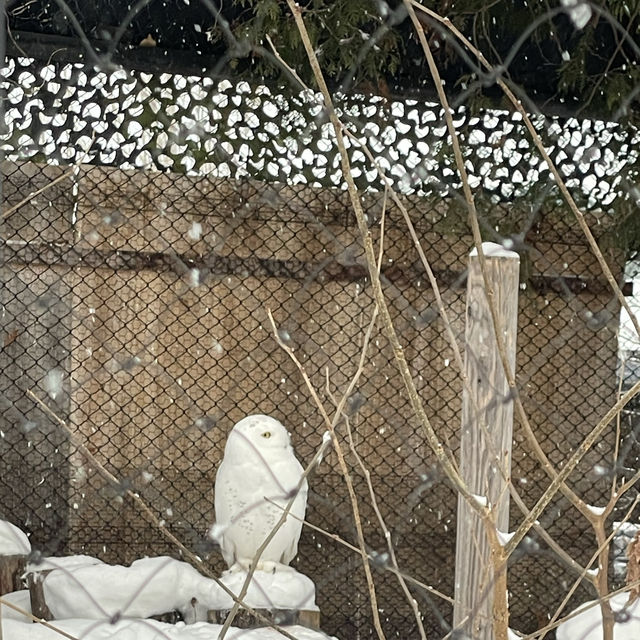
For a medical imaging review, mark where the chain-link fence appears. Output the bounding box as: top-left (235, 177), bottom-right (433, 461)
top-left (1, 18), bottom-right (639, 640)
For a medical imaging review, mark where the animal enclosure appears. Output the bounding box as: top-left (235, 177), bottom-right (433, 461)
top-left (0, 54), bottom-right (638, 639)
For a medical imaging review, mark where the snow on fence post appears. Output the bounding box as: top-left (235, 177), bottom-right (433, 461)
top-left (453, 242), bottom-right (520, 640)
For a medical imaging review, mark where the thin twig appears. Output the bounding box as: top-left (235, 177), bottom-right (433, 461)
top-left (0, 597), bottom-right (79, 640)
top-left (611, 356), bottom-right (626, 501)
top-left (528, 496), bottom-right (640, 640)
top-left (3, 129), bottom-right (97, 220)
top-left (320, 201), bottom-right (426, 640)
top-left (268, 306), bottom-right (388, 640)
top-left (265, 498), bottom-right (455, 605)
top-left (3, 165), bottom-right (74, 220)
top-left (284, 0), bottom-right (486, 520)
top-left (526, 579), bottom-right (640, 640)
top-left (326, 372), bottom-right (429, 640)
top-left (615, 468), bottom-right (640, 501)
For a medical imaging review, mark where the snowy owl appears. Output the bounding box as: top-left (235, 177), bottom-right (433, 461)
top-left (213, 414), bottom-right (308, 571)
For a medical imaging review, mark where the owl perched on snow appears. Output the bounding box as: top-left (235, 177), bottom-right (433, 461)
top-left (212, 415), bottom-right (308, 571)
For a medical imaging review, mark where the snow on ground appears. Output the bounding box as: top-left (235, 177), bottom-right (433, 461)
top-left (5, 518), bottom-right (638, 639)
top-left (0, 587), bottom-right (331, 639)
top-left (0, 519), bottom-right (31, 554)
top-left (556, 593), bottom-right (640, 640)
top-left (28, 554), bottom-right (105, 572)
top-left (1, 566), bottom-right (333, 639)
top-left (1, 618), bottom-right (336, 639)
top-left (0, 589), bottom-right (32, 621)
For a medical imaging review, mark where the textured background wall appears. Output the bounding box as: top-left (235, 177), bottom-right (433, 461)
top-left (0, 159), bottom-right (627, 637)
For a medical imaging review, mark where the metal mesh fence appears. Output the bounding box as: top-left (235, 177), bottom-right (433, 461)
top-left (1, 23), bottom-right (639, 640)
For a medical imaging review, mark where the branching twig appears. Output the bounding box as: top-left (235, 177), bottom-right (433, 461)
top-left (529, 495), bottom-right (640, 640)
top-left (268, 306), bottom-right (388, 640)
top-left (504, 378), bottom-right (640, 557)
top-left (403, 0), bottom-right (596, 531)
top-left (284, 0), bottom-right (485, 520)
top-left (409, 0), bottom-right (640, 341)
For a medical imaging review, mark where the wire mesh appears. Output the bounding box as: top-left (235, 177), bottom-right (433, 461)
top-left (1, 6), bottom-right (639, 640)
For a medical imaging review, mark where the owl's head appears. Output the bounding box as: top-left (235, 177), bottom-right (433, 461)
top-left (230, 414), bottom-right (292, 452)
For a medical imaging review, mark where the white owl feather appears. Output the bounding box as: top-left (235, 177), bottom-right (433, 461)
top-left (213, 415), bottom-right (308, 571)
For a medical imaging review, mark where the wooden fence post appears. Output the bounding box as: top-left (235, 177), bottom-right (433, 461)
top-left (453, 242), bottom-right (520, 640)
top-left (0, 555), bottom-right (27, 596)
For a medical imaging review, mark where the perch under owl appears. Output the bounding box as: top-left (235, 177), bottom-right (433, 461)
top-left (212, 415), bottom-right (308, 572)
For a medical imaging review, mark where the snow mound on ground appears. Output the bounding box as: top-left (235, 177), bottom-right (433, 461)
top-left (557, 592), bottom-right (640, 640)
top-left (40, 556), bottom-right (226, 622)
top-left (219, 567), bottom-right (318, 611)
top-left (0, 520), bottom-right (30, 555)
top-left (2, 618), bottom-right (337, 639)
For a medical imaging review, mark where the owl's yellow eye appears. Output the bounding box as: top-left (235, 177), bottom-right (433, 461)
top-left (261, 431), bottom-right (272, 439)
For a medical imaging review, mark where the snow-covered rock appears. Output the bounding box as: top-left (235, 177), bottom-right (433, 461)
top-left (218, 566), bottom-right (318, 611)
top-left (39, 556), bottom-right (226, 622)
top-left (0, 520), bottom-right (30, 555)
